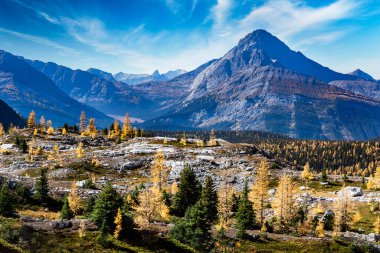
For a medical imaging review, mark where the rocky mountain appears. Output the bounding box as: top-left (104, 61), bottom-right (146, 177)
top-left (87, 68), bottom-right (116, 82)
top-left (330, 79), bottom-right (380, 102)
top-left (144, 30), bottom-right (380, 140)
top-left (0, 98), bottom-right (25, 129)
top-left (27, 60), bottom-right (155, 118)
top-left (114, 69), bottom-right (187, 86)
top-left (0, 50), bottom-right (112, 127)
top-left (348, 69), bottom-right (375, 81)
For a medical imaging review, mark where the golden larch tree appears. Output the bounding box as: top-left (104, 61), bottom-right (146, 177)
top-left (171, 181), bottom-right (179, 195)
top-left (46, 120), bottom-right (52, 128)
top-left (333, 187), bottom-right (353, 232)
top-left (47, 126), bottom-right (54, 135)
top-left (68, 181), bottom-right (81, 215)
top-left (217, 183), bottom-right (235, 230)
top-left (86, 118), bottom-right (97, 138)
top-left (76, 142), bottom-right (84, 158)
top-left (79, 111), bottom-right (86, 133)
top-left (208, 129), bottom-right (217, 146)
top-left (27, 110), bottom-right (36, 128)
top-left (0, 123), bottom-right (4, 136)
top-left (121, 113), bottom-right (131, 140)
top-left (152, 150), bottom-right (167, 192)
top-left (272, 174), bottom-right (298, 231)
top-left (33, 128), bottom-right (38, 136)
top-left (249, 161), bottom-right (270, 227)
top-left (134, 187), bottom-right (160, 231)
top-left (114, 208), bottom-right (123, 239)
top-left (40, 116), bottom-right (45, 130)
top-left (62, 128), bottom-right (67, 135)
top-left (374, 216), bottom-right (380, 234)
top-left (301, 162), bottom-right (313, 183)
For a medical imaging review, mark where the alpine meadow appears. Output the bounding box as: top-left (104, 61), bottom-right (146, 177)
top-left (1, 0), bottom-right (380, 252)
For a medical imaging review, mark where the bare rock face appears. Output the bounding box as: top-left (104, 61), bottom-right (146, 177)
top-left (338, 186), bottom-right (363, 197)
top-left (145, 30), bottom-right (380, 140)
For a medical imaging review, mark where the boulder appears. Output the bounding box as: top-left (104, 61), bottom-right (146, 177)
top-left (338, 186), bottom-right (363, 197)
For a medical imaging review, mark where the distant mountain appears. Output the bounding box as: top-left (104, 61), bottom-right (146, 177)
top-left (0, 50), bottom-right (112, 127)
top-left (0, 98), bottom-right (25, 129)
top-left (27, 60), bottom-right (155, 118)
top-left (114, 69), bottom-right (187, 86)
top-left (87, 68), bottom-right (116, 82)
top-left (348, 69), bottom-right (375, 81)
top-left (144, 30), bottom-right (380, 140)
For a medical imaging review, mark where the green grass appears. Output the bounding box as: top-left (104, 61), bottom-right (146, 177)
top-left (351, 203), bottom-right (378, 234)
top-left (0, 239), bottom-right (26, 253)
top-left (237, 238), bottom-right (353, 253)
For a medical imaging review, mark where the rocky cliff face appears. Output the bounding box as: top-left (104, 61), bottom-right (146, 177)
top-left (145, 30), bottom-right (380, 140)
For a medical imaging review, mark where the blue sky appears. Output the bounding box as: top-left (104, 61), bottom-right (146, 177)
top-left (0, 0), bottom-right (379, 78)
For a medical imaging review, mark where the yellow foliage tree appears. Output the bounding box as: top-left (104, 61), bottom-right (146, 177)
top-left (46, 120), bottom-right (52, 128)
top-left (374, 216), bottom-right (380, 234)
top-left (86, 118), bottom-right (97, 138)
top-left (40, 116), bottom-right (45, 130)
top-left (171, 181), bottom-right (179, 195)
top-left (0, 123), bottom-right (4, 136)
top-left (152, 150), bottom-right (167, 191)
top-left (301, 162), bottom-right (313, 183)
top-left (272, 174), bottom-right (298, 231)
top-left (80, 111), bottom-right (86, 133)
top-left (208, 129), bottom-right (217, 146)
top-left (316, 221), bottom-right (325, 237)
top-left (47, 126), bottom-right (54, 135)
top-left (114, 208), bottom-right (123, 239)
top-left (33, 128), bottom-right (38, 136)
top-left (68, 181), bottom-right (81, 215)
top-left (27, 110), bottom-right (36, 128)
top-left (76, 142), bottom-right (84, 158)
top-left (62, 128), bottom-right (67, 135)
top-left (333, 187), bottom-right (353, 232)
top-left (217, 183), bottom-right (235, 230)
top-left (180, 133), bottom-right (187, 146)
top-left (249, 161), bottom-right (270, 227)
top-left (121, 113), bottom-right (131, 140)
top-left (367, 176), bottom-right (376, 190)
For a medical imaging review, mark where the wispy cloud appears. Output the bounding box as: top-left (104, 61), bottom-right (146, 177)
top-left (0, 27), bottom-right (77, 54)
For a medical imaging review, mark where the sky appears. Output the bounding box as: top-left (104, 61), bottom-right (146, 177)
top-left (0, 0), bottom-right (379, 78)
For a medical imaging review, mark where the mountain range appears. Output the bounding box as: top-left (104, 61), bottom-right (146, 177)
top-left (0, 50), bottom-right (112, 127)
top-left (1, 29), bottom-right (379, 140)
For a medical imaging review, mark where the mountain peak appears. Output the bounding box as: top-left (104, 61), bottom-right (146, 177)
top-left (152, 70), bottom-right (160, 77)
top-left (348, 69), bottom-right (375, 81)
top-left (237, 29), bottom-right (290, 53)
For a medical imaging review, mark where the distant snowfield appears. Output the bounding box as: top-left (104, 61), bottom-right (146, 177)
top-left (107, 114), bottom-right (145, 123)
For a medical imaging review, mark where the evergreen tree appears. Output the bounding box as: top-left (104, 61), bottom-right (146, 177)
top-left (171, 164), bottom-right (201, 216)
top-left (170, 200), bottom-right (212, 252)
top-left (84, 196), bottom-right (96, 217)
top-left (34, 168), bottom-right (49, 203)
top-left (60, 196), bottom-right (74, 220)
top-left (20, 139), bottom-right (28, 153)
top-left (236, 180), bottom-right (255, 238)
top-left (200, 176), bottom-right (218, 223)
top-left (91, 182), bottom-right (122, 232)
top-left (0, 182), bottom-right (13, 216)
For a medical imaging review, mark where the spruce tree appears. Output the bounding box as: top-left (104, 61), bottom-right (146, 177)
top-left (200, 176), bottom-right (218, 223)
top-left (170, 200), bottom-right (212, 251)
top-left (60, 196), bottom-right (74, 220)
top-left (84, 196), bottom-right (96, 217)
top-left (0, 182), bottom-right (13, 216)
top-left (34, 168), bottom-right (50, 203)
top-left (236, 180), bottom-right (255, 238)
top-left (91, 182), bottom-right (122, 232)
top-left (172, 164), bottom-right (201, 217)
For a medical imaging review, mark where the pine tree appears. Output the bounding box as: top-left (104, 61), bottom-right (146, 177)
top-left (80, 111), bottom-right (86, 133)
top-left (84, 196), bottom-right (96, 217)
top-left (68, 181), bottom-right (81, 215)
top-left (114, 208), bottom-right (123, 239)
top-left (170, 200), bottom-right (212, 251)
top-left (91, 182), bottom-right (122, 232)
top-left (172, 164), bottom-right (201, 216)
top-left (250, 161), bottom-right (270, 227)
top-left (0, 182), bottom-right (13, 216)
top-left (152, 150), bottom-right (167, 192)
top-left (60, 196), bottom-right (74, 219)
top-left (27, 110), bottom-right (36, 128)
top-left (200, 176), bottom-right (218, 223)
top-left (272, 174), bottom-right (298, 232)
top-left (236, 180), bottom-right (255, 238)
top-left (34, 168), bottom-right (50, 203)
